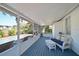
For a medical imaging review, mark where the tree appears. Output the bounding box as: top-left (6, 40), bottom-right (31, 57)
top-left (45, 26), bottom-right (52, 33)
top-left (0, 30), bottom-right (3, 38)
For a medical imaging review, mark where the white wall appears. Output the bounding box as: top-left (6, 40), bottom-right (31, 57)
top-left (62, 6), bottom-right (79, 55)
top-left (53, 6), bottom-right (79, 55)
top-left (54, 20), bottom-right (63, 38)
top-left (70, 7), bottom-right (79, 55)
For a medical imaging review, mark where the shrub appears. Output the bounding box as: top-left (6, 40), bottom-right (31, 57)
top-left (8, 28), bottom-right (16, 36)
top-left (45, 26), bottom-right (52, 34)
top-left (0, 30), bottom-right (3, 38)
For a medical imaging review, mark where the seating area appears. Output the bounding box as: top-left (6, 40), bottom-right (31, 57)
top-left (22, 37), bottom-right (77, 56)
top-left (51, 34), bottom-right (72, 52)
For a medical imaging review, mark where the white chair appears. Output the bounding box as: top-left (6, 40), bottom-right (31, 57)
top-left (58, 35), bottom-right (72, 52)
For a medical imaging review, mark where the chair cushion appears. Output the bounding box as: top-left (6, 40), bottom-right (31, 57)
top-left (51, 38), bottom-right (63, 46)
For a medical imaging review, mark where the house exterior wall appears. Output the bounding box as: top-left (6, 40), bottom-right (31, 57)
top-left (53, 6), bottom-right (79, 55)
top-left (69, 7), bottom-right (79, 55)
top-left (53, 20), bottom-right (63, 38)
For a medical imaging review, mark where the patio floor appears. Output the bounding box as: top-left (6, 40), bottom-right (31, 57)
top-left (21, 37), bottom-right (78, 56)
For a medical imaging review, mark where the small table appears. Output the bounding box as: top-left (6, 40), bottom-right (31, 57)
top-left (45, 40), bottom-right (56, 50)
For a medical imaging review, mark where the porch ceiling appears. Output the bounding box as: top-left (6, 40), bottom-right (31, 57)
top-left (7, 3), bottom-right (78, 25)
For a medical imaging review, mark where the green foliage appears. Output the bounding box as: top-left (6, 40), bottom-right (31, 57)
top-left (8, 28), bottom-right (16, 36)
top-left (27, 27), bottom-right (33, 34)
top-left (20, 23), bottom-right (33, 34)
top-left (0, 30), bottom-right (3, 38)
top-left (45, 26), bottom-right (52, 33)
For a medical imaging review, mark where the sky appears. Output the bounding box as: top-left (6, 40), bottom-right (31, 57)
top-left (0, 12), bottom-right (17, 26)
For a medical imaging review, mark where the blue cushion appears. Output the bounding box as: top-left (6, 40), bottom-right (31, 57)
top-left (51, 38), bottom-right (63, 46)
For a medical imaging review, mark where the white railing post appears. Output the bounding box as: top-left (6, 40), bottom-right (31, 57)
top-left (16, 15), bottom-right (20, 55)
top-left (16, 16), bottom-right (20, 40)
